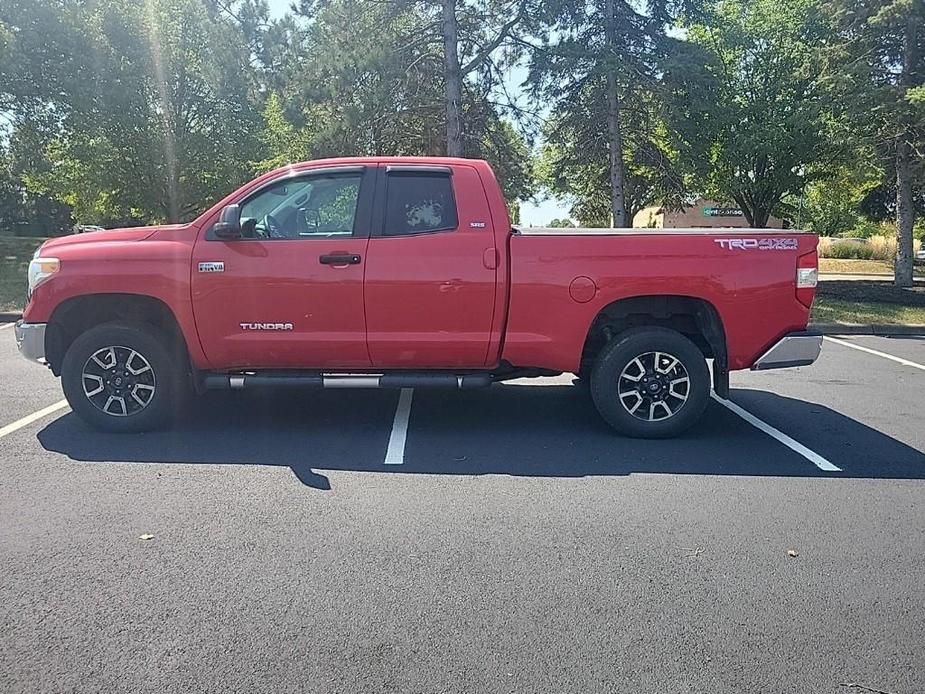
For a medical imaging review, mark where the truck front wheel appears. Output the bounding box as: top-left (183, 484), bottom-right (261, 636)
top-left (590, 327), bottom-right (710, 438)
top-left (61, 322), bottom-right (180, 433)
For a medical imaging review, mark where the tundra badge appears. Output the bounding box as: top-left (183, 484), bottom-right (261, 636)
top-left (239, 323), bottom-right (294, 331)
top-left (198, 262), bottom-right (225, 273)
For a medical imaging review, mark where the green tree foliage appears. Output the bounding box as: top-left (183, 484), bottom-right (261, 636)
top-left (821, 0), bottom-right (924, 285)
top-left (259, 0), bottom-right (533, 202)
top-left (528, 1), bottom-right (694, 227)
top-left (665, 0), bottom-right (840, 228)
top-left (0, 0), bottom-right (261, 225)
top-left (0, 146), bottom-right (72, 236)
top-left (537, 97), bottom-right (685, 227)
top-left (796, 160), bottom-right (882, 236)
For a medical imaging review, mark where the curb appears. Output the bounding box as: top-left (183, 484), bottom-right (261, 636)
top-left (811, 323), bottom-right (925, 336)
top-left (0, 312), bottom-right (22, 323)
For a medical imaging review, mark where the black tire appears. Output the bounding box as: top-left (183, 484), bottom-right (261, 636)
top-left (590, 327), bottom-right (710, 438)
top-left (61, 322), bottom-right (183, 433)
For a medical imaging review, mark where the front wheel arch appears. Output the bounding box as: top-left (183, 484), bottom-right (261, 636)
top-left (46, 293), bottom-right (191, 378)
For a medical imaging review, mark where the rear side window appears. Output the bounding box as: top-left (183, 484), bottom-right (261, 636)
top-left (383, 174), bottom-right (458, 236)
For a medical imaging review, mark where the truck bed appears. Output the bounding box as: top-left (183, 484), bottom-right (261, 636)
top-left (516, 227), bottom-right (809, 235)
top-left (501, 228), bottom-right (818, 374)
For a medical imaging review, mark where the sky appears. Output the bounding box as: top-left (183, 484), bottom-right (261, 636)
top-left (265, 0), bottom-right (570, 226)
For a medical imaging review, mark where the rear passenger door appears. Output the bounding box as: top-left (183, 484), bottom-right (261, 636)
top-left (363, 164), bottom-right (498, 368)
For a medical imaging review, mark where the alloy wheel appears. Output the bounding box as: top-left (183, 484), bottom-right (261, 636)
top-left (617, 351), bottom-right (690, 422)
top-left (81, 346), bottom-right (157, 417)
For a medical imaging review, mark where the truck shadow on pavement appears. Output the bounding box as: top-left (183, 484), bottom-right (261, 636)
top-left (36, 385), bottom-right (925, 490)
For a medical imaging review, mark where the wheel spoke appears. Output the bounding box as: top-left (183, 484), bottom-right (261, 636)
top-left (668, 377), bottom-right (689, 401)
top-left (125, 350), bottom-right (152, 376)
top-left (125, 350), bottom-right (151, 376)
top-left (92, 347), bottom-right (117, 370)
top-left (82, 373), bottom-right (105, 397)
top-left (622, 357), bottom-right (646, 382)
top-left (104, 395), bottom-right (127, 416)
top-left (649, 400), bottom-right (672, 421)
top-left (131, 384), bottom-right (155, 407)
top-left (655, 354), bottom-right (679, 375)
top-left (619, 390), bottom-right (644, 414)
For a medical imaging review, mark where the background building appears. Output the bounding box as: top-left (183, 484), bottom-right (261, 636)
top-left (633, 199), bottom-right (786, 229)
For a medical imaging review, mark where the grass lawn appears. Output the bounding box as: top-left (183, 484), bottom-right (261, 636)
top-left (819, 258), bottom-right (925, 276)
top-left (0, 237), bottom-right (47, 312)
top-left (813, 297), bottom-right (925, 325)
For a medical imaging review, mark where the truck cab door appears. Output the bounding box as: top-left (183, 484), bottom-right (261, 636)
top-left (363, 164), bottom-right (498, 368)
top-left (191, 166), bottom-right (374, 369)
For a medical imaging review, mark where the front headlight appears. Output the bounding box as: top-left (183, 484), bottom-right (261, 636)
top-left (28, 257), bottom-right (60, 297)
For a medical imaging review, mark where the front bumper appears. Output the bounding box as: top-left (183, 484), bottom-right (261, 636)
top-left (14, 321), bottom-right (47, 363)
top-left (751, 331), bottom-right (822, 370)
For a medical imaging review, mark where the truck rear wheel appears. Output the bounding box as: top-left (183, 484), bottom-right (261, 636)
top-left (590, 327), bottom-right (710, 438)
top-left (61, 322), bottom-right (180, 433)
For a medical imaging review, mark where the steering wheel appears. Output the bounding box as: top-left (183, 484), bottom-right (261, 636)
top-left (265, 213), bottom-right (285, 239)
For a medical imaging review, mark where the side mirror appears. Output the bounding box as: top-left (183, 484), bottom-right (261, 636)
top-left (213, 204), bottom-right (242, 239)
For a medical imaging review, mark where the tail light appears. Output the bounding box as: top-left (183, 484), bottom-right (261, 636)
top-left (796, 250), bottom-right (818, 308)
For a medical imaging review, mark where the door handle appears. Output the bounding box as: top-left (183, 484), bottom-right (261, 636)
top-left (319, 253), bottom-right (361, 266)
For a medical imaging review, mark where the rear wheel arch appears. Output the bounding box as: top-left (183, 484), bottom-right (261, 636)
top-left (579, 295), bottom-right (727, 394)
top-left (47, 294), bottom-right (191, 378)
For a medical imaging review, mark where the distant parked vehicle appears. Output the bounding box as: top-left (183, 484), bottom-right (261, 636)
top-left (74, 225), bottom-right (105, 234)
top-left (915, 245), bottom-right (925, 266)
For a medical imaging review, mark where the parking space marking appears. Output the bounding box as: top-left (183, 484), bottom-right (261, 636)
top-left (384, 388), bottom-right (414, 465)
top-left (825, 336), bottom-right (925, 372)
top-left (710, 393), bottom-right (841, 472)
top-left (0, 322), bottom-right (15, 330)
top-left (0, 400), bottom-right (70, 440)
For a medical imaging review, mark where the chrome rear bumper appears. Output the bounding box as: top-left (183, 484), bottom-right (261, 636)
top-left (751, 331), bottom-right (822, 370)
top-left (14, 321), bottom-right (47, 363)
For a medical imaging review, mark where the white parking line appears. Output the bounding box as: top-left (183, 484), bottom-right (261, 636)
top-left (825, 336), bottom-right (925, 372)
top-left (0, 400), bottom-right (70, 440)
top-left (710, 393), bottom-right (841, 472)
top-left (384, 388), bottom-right (414, 465)
top-left (0, 322), bottom-right (15, 331)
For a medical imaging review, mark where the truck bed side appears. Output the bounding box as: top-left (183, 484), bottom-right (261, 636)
top-left (502, 231), bottom-right (817, 373)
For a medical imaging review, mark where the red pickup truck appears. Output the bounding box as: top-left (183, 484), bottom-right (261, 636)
top-left (16, 157), bottom-right (821, 437)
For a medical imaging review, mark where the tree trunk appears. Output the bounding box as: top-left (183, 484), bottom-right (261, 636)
top-left (895, 136), bottom-right (914, 287)
top-left (752, 207), bottom-right (771, 228)
top-left (604, 0), bottom-right (628, 227)
top-left (894, 12), bottom-right (918, 287)
top-left (442, 0), bottom-right (464, 157)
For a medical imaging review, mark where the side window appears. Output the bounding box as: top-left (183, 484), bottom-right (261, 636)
top-left (383, 173), bottom-right (458, 236)
top-left (238, 173), bottom-right (362, 240)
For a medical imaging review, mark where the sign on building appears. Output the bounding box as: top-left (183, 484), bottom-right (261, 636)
top-left (703, 207), bottom-right (744, 217)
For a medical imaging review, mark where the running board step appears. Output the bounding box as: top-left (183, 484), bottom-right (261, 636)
top-left (203, 372), bottom-right (493, 391)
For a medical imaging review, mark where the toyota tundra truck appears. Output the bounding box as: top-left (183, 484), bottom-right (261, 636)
top-left (15, 157), bottom-right (821, 438)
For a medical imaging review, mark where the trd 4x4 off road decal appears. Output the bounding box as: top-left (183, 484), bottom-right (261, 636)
top-left (714, 238), bottom-right (798, 251)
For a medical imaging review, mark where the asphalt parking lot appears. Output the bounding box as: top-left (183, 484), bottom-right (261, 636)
top-left (1, 322), bottom-right (923, 693)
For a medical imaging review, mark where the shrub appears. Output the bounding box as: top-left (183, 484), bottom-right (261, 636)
top-left (868, 235), bottom-right (896, 261)
top-left (828, 241), bottom-right (875, 259)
